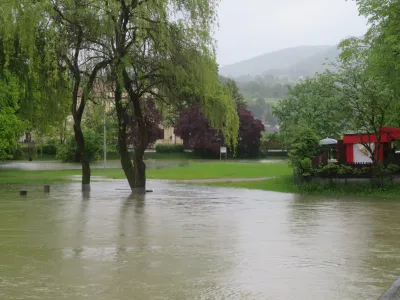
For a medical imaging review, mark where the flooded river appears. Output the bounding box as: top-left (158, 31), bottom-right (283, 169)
top-left (0, 180), bottom-right (399, 299)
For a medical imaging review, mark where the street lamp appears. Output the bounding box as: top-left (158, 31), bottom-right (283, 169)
top-left (103, 100), bottom-right (107, 169)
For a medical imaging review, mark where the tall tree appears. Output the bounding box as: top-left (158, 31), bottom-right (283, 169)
top-left (339, 37), bottom-right (397, 164)
top-left (175, 104), bottom-right (264, 158)
top-left (98, 0), bottom-right (239, 191)
top-left (126, 97), bottom-right (164, 149)
top-left (4, 1), bottom-right (111, 187)
top-left (274, 71), bottom-right (352, 144)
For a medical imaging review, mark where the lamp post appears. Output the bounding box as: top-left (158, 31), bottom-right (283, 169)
top-left (103, 102), bottom-right (107, 169)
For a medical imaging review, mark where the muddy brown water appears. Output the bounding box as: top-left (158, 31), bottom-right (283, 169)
top-left (0, 180), bottom-right (399, 299)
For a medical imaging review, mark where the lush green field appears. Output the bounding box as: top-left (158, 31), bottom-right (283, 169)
top-left (202, 175), bottom-right (400, 198)
top-left (0, 162), bottom-right (291, 184)
top-left (199, 176), bottom-right (297, 194)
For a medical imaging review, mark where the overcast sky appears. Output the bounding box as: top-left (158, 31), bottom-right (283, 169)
top-left (215, 0), bottom-right (368, 66)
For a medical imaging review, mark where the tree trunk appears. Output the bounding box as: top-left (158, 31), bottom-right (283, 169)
top-left (114, 81), bottom-right (138, 191)
top-left (118, 121), bottom-right (136, 189)
top-left (133, 144), bottom-right (146, 191)
top-left (131, 94), bottom-right (148, 192)
top-left (73, 122), bottom-right (91, 187)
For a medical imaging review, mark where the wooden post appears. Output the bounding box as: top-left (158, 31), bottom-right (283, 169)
top-left (44, 185), bottom-right (50, 193)
top-left (20, 191), bottom-right (27, 196)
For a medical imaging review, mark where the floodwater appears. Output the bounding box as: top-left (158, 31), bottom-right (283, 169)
top-left (0, 181), bottom-right (399, 299)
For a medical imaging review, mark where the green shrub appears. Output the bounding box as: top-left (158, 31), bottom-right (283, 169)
top-left (386, 164), bottom-right (400, 174)
top-left (13, 143), bottom-right (37, 160)
top-left (260, 132), bottom-right (284, 153)
top-left (57, 131), bottom-right (103, 162)
top-left (39, 144), bottom-right (57, 155)
top-left (289, 127), bottom-right (320, 180)
top-left (155, 144), bottom-right (184, 153)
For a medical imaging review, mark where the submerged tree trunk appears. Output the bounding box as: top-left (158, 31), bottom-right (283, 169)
top-left (130, 92), bottom-right (148, 191)
top-left (73, 121), bottom-right (91, 186)
top-left (115, 70), bottom-right (149, 192)
top-left (132, 137), bottom-right (147, 191)
top-left (114, 82), bottom-right (138, 191)
top-left (118, 122), bottom-right (136, 189)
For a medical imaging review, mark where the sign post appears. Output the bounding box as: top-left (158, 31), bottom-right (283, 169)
top-left (220, 146), bottom-right (227, 161)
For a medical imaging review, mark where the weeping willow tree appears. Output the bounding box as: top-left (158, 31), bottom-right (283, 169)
top-left (0, 7), bottom-right (71, 160)
top-left (96, 0), bottom-right (239, 191)
top-left (1, 0), bottom-right (238, 190)
top-left (1, 0), bottom-right (111, 186)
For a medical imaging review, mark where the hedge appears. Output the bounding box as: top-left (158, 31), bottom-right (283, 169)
top-left (155, 144), bottom-right (184, 153)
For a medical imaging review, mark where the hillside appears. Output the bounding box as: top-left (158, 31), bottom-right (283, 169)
top-left (219, 45), bottom-right (339, 79)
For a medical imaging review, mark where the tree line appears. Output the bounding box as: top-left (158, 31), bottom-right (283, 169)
top-left (274, 0), bottom-right (400, 166)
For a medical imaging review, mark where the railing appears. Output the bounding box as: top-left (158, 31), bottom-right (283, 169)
top-left (378, 277), bottom-right (400, 299)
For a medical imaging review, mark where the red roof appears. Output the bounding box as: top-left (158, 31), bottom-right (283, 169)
top-left (343, 126), bottom-right (400, 144)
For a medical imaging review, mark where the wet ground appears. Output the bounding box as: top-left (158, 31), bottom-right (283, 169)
top-left (0, 180), bottom-right (399, 299)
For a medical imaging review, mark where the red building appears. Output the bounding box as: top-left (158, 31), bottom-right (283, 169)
top-left (343, 126), bottom-right (400, 164)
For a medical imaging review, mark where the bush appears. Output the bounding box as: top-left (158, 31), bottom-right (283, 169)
top-left (57, 131), bottom-right (103, 162)
top-left (13, 143), bottom-right (37, 160)
top-left (260, 132), bottom-right (284, 156)
top-left (289, 127), bottom-right (320, 180)
top-left (39, 144), bottom-right (57, 155)
top-left (155, 144), bottom-right (184, 153)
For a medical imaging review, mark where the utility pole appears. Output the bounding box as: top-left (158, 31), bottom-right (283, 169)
top-left (103, 102), bottom-right (107, 169)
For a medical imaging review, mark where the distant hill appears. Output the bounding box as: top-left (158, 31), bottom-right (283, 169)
top-left (219, 45), bottom-right (340, 79)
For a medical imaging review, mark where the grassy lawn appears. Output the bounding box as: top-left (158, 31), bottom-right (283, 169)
top-left (2, 161), bottom-right (399, 198)
top-left (0, 162), bottom-right (291, 184)
top-left (199, 176), bottom-right (298, 194)
top-left (201, 175), bottom-right (400, 198)
top-left (146, 162), bottom-right (291, 180)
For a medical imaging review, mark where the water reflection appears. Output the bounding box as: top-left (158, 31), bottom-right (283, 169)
top-left (0, 181), bottom-right (399, 299)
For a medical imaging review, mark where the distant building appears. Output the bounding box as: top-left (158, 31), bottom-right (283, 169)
top-left (153, 126), bottom-right (183, 147)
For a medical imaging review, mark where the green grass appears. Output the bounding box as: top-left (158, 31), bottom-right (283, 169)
top-left (146, 162), bottom-right (291, 180)
top-left (105, 151), bottom-right (200, 160)
top-left (200, 176), bottom-right (298, 194)
top-left (2, 161), bottom-right (400, 198)
top-left (0, 162), bottom-right (291, 183)
top-left (201, 175), bottom-right (400, 198)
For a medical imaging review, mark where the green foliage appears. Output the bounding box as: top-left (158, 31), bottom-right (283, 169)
top-left (39, 144), bottom-right (57, 156)
top-left (13, 143), bottom-right (37, 160)
top-left (0, 73), bottom-right (24, 161)
top-left (288, 127), bottom-right (320, 179)
top-left (339, 1), bottom-right (400, 138)
top-left (223, 78), bottom-right (247, 107)
top-left (316, 163), bottom-right (354, 176)
top-left (274, 71), bottom-right (351, 143)
top-left (260, 132), bottom-right (285, 157)
top-left (57, 131), bottom-right (102, 163)
top-left (155, 144), bottom-right (184, 154)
